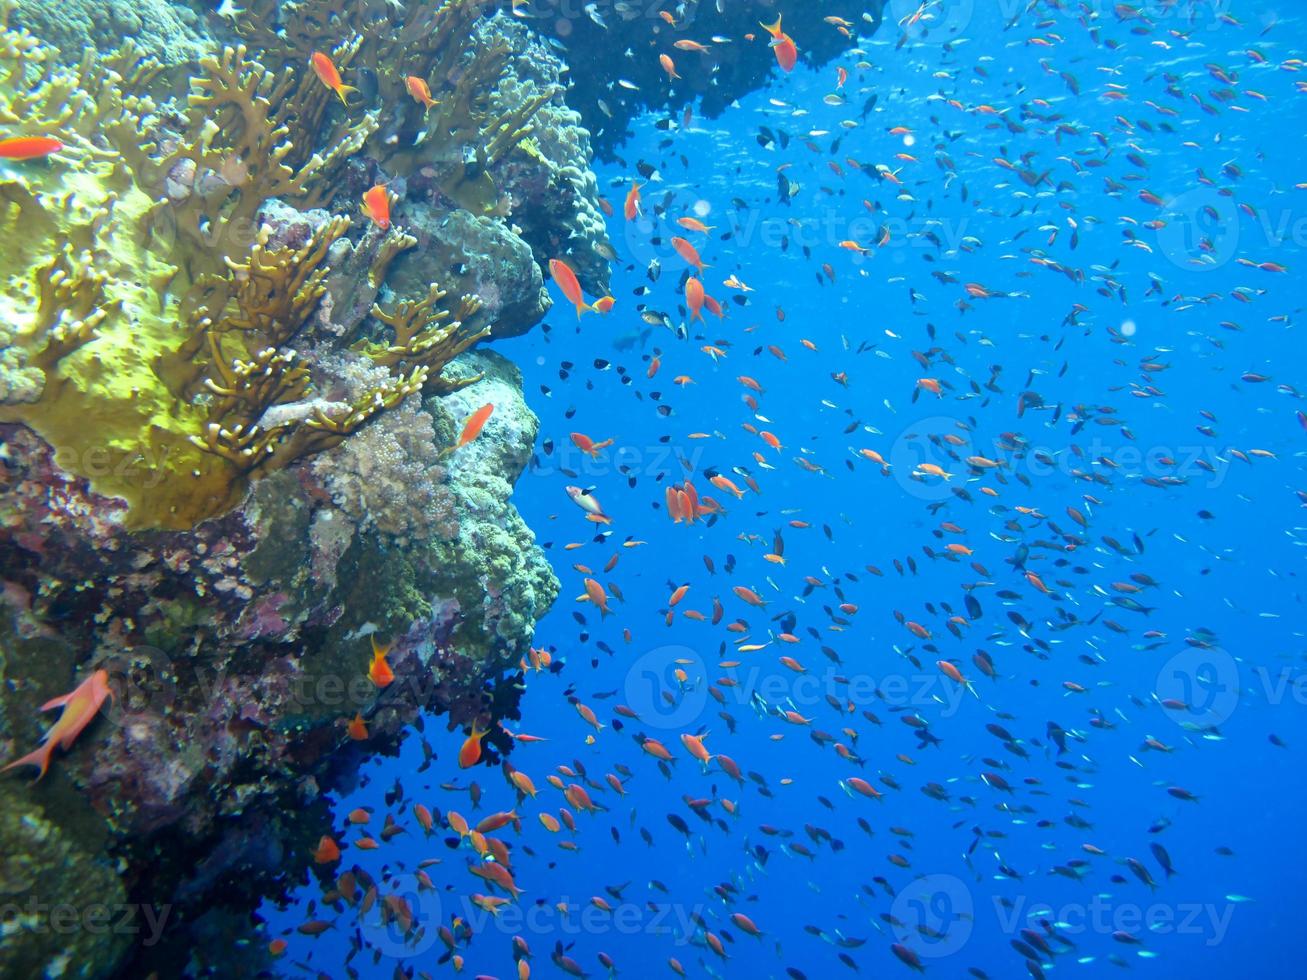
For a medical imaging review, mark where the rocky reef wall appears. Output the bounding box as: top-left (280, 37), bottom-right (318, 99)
top-left (0, 1), bottom-right (595, 974)
top-left (527, 0), bottom-right (886, 158)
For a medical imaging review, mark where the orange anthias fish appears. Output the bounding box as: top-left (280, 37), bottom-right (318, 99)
top-left (459, 724), bottom-right (488, 768)
top-left (671, 237), bottom-right (709, 273)
top-left (309, 51), bottom-right (357, 106)
top-left (548, 258), bottom-right (591, 317)
top-left (346, 712), bottom-right (369, 740)
top-left (368, 637), bottom-right (395, 688)
top-left (760, 16), bottom-right (799, 73)
top-left (2, 669), bottom-right (113, 780)
top-left (452, 403), bottom-right (495, 451)
top-left (362, 184), bottom-right (390, 230)
top-left (686, 276), bottom-right (706, 322)
top-left (0, 136), bottom-right (63, 160)
top-left (624, 181), bottom-right (643, 220)
top-left (404, 75), bottom-right (439, 112)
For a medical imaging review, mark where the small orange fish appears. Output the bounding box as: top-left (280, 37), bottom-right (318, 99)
top-left (685, 276), bottom-right (706, 322)
top-left (624, 181), bottom-right (643, 220)
top-left (404, 75), bottom-right (439, 112)
top-left (368, 637), bottom-right (395, 688)
top-left (2, 669), bottom-right (112, 780)
top-left (659, 53), bottom-right (681, 80)
top-left (592, 296), bottom-right (616, 314)
top-left (760, 17), bottom-right (798, 73)
top-left (0, 136), bottom-right (63, 160)
top-left (313, 835), bottom-right (341, 864)
top-left (548, 258), bottom-right (591, 317)
top-left (346, 712), bottom-right (369, 740)
top-left (452, 403), bottom-right (495, 450)
top-left (671, 237), bottom-right (708, 273)
top-left (309, 51), bottom-right (357, 106)
top-left (459, 724), bottom-right (488, 769)
top-left (570, 432), bottom-right (614, 458)
top-left (362, 183), bottom-right (390, 230)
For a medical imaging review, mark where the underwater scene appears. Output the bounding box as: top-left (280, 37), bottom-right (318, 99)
top-left (0, 0), bottom-right (1304, 977)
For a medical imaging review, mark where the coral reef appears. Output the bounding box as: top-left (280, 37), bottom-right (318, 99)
top-left (0, 1), bottom-right (600, 975)
top-left (8, 0), bottom-right (210, 66)
top-left (0, 2), bottom-right (612, 529)
top-left (0, 352), bottom-right (556, 972)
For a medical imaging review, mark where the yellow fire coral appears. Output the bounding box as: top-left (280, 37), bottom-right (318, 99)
top-left (0, 10), bottom-right (484, 529)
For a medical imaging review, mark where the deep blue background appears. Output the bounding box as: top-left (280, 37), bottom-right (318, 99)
top-left (264, 3), bottom-right (1307, 977)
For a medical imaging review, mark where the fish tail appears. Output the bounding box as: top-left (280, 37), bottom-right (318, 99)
top-left (336, 84), bottom-right (359, 106)
top-left (760, 16), bottom-right (782, 38)
top-left (2, 744), bottom-right (53, 781)
top-left (575, 301), bottom-right (593, 318)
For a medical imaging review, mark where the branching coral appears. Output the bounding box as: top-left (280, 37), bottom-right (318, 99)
top-left (0, 15), bottom-right (453, 529)
top-left (356, 283), bottom-right (490, 397)
top-left (235, 0), bottom-right (556, 214)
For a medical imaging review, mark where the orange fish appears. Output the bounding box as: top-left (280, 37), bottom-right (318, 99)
top-left (581, 577), bottom-right (613, 617)
top-left (404, 75), bottom-right (438, 112)
top-left (685, 276), bottom-right (706, 322)
top-left (459, 724), bottom-right (488, 769)
top-left (0, 136), bottom-right (63, 160)
top-left (452, 403), bottom-right (495, 450)
top-left (368, 637), bottom-right (395, 688)
top-left (346, 712), bottom-right (369, 740)
top-left (592, 296), bottom-right (616, 314)
top-left (362, 183), bottom-right (390, 230)
top-left (570, 432), bottom-right (614, 459)
top-left (309, 51), bottom-right (357, 106)
top-left (671, 237), bottom-right (708, 273)
top-left (313, 835), bottom-right (341, 864)
top-left (548, 258), bottom-right (591, 317)
top-left (624, 181), bottom-right (643, 220)
top-left (760, 17), bottom-right (798, 73)
top-left (2, 669), bottom-right (112, 780)
top-left (659, 53), bottom-right (681, 80)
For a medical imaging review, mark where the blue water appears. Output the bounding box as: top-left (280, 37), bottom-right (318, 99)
top-left (264, 3), bottom-right (1306, 977)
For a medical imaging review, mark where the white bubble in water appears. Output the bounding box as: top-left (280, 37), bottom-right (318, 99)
top-left (693, 199), bottom-right (711, 217)
top-left (1121, 319), bottom-right (1137, 337)
top-left (903, 134), bottom-right (916, 148)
